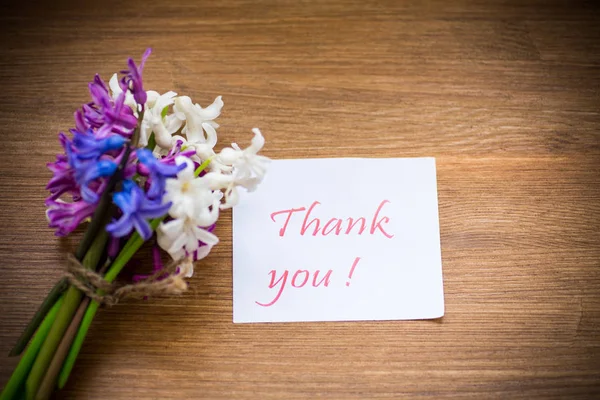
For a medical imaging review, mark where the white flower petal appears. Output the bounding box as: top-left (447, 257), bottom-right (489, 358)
top-left (196, 96), bottom-right (223, 121)
top-left (168, 232), bottom-right (188, 255)
top-left (153, 91), bottom-right (177, 111)
top-left (145, 90), bottom-right (161, 108)
top-left (193, 225), bottom-right (219, 246)
top-left (194, 143), bottom-right (216, 161)
top-left (165, 115), bottom-right (183, 134)
top-left (202, 172), bottom-right (233, 191)
top-left (220, 185), bottom-right (239, 209)
top-left (109, 74), bottom-right (122, 97)
top-left (201, 122), bottom-right (218, 148)
top-left (217, 147), bottom-right (239, 165)
top-left (249, 128), bottom-right (265, 153)
top-left (159, 218), bottom-right (184, 237)
top-left (193, 245), bottom-right (212, 262)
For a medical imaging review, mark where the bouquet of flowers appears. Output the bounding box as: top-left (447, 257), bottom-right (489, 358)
top-left (1, 49), bottom-right (269, 400)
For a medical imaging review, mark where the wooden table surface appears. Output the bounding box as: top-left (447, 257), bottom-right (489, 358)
top-left (1, 1), bottom-right (599, 398)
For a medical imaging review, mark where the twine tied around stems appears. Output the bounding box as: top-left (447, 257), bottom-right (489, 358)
top-left (64, 254), bottom-right (189, 306)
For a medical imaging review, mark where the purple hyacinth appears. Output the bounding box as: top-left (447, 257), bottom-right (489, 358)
top-left (46, 199), bottom-right (97, 237)
top-left (74, 109), bottom-right (88, 133)
top-left (79, 75), bottom-right (138, 138)
top-left (103, 92), bottom-right (138, 137)
top-left (46, 51), bottom-right (156, 237)
top-left (46, 132), bottom-right (111, 235)
top-left (120, 48), bottom-right (151, 106)
top-left (106, 180), bottom-right (171, 240)
top-left (46, 155), bottom-right (76, 201)
top-left (46, 133), bottom-right (78, 201)
top-left (80, 76), bottom-right (111, 130)
top-left (136, 148), bottom-right (184, 200)
top-left (161, 139), bottom-right (196, 165)
top-left (88, 75), bottom-right (112, 114)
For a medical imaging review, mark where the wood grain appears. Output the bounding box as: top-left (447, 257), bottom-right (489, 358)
top-left (1, 0), bottom-right (599, 398)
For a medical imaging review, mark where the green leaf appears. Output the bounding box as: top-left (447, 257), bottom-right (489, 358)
top-left (58, 217), bottom-right (163, 388)
top-left (25, 231), bottom-right (108, 399)
top-left (195, 158), bottom-right (212, 177)
top-left (161, 105), bottom-right (169, 119)
top-left (146, 132), bottom-right (156, 151)
top-left (8, 279), bottom-right (67, 357)
top-left (0, 297), bottom-right (63, 400)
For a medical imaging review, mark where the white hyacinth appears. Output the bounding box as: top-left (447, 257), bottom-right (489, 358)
top-left (204, 128), bottom-right (270, 209)
top-left (113, 79), bottom-right (270, 269)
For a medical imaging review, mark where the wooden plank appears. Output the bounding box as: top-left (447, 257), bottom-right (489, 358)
top-left (0, 0), bottom-right (599, 399)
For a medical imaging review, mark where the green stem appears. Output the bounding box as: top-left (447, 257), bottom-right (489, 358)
top-left (146, 132), bottom-right (155, 151)
top-left (10, 141), bottom-right (131, 357)
top-left (75, 150), bottom-right (130, 261)
top-left (58, 155), bottom-right (213, 388)
top-left (130, 109), bottom-right (144, 147)
top-left (57, 218), bottom-right (162, 389)
top-left (8, 279), bottom-right (68, 357)
top-left (195, 157), bottom-right (212, 177)
top-left (56, 301), bottom-right (99, 390)
top-left (0, 297), bottom-right (64, 400)
top-left (34, 298), bottom-right (90, 400)
top-left (25, 231), bottom-right (108, 400)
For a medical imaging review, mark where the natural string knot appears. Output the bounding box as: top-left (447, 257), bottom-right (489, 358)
top-left (64, 254), bottom-right (191, 306)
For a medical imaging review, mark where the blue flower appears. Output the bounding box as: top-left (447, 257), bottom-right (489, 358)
top-left (79, 160), bottom-right (118, 203)
top-left (136, 148), bottom-right (184, 200)
top-left (71, 129), bottom-right (127, 160)
top-left (107, 180), bottom-right (171, 240)
top-left (65, 129), bottom-right (126, 203)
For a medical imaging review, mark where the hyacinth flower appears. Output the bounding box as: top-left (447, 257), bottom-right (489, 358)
top-left (204, 128), bottom-right (270, 208)
top-left (46, 129), bottom-right (126, 235)
top-left (169, 95), bottom-right (224, 159)
top-left (78, 75), bottom-right (138, 138)
top-left (157, 216), bottom-right (219, 260)
top-left (65, 128), bottom-right (127, 204)
top-left (120, 48), bottom-right (151, 106)
top-left (45, 199), bottom-right (98, 237)
top-left (46, 133), bottom-right (77, 199)
top-left (106, 180), bottom-right (171, 240)
top-left (161, 139), bottom-right (197, 164)
top-left (0, 49), bottom-right (270, 400)
top-left (71, 128), bottom-right (126, 160)
top-left (136, 148), bottom-right (184, 199)
top-left (46, 157), bottom-right (77, 202)
top-left (109, 76), bottom-right (182, 148)
top-left (189, 224), bottom-right (216, 263)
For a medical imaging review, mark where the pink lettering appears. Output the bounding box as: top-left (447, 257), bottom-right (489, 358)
top-left (270, 200), bottom-right (393, 238)
top-left (312, 270), bottom-right (332, 287)
top-left (346, 217), bottom-right (366, 235)
top-left (370, 200), bottom-right (394, 239)
top-left (322, 218), bottom-right (342, 235)
top-left (300, 201), bottom-right (321, 236)
top-left (255, 270), bottom-right (288, 307)
top-left (292, 270), bottom-right (309, 287)
top-left (255, 268), bottom-right (335, 306)
top-left (270, 207), bottom-right (306, 237)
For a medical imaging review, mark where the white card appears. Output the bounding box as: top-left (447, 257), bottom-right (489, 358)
top-left (232, 158), bottom-right (444, 323)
